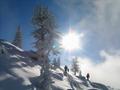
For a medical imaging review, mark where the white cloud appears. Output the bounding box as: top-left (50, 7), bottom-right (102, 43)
top-left (54, 0), bottom-right (120, 50)
top-left (79, 0), bottom-right (120, 50)
top-left (53, 0), bottom-right (94, 22)
top-left (78, 50), bottom-right (120, 89)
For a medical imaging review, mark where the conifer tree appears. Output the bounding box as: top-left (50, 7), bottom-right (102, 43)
top-left (12, 25), bottom-right (22, 48)
top-left (71, 57), bottom-right (80, 76)
top-left (32, 6), bottom-right (60, 90)
top-left (57, 57), bottom-right (61, 67)
top-left (53, 58), bottom-right (57, 69)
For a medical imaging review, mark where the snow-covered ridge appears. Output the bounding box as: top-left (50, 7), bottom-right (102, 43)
top-left (3, 41), bottom-right (24, 52)
top-left (0, 40), bottom-right (118, 90)
top-left (0, 39), bottom-right (24, 52)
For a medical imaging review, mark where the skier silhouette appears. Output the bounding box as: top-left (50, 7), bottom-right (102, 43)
top-left (64, 65), bottom-right (69, 76)
top-left (86, 73), bottom-right (90, 80)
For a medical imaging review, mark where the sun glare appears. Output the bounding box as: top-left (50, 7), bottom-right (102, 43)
top-left (61, 31), bottom-right (84, 51)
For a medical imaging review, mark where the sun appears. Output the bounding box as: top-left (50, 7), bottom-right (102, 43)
top-left (61, 31), bottom-right (84, 51)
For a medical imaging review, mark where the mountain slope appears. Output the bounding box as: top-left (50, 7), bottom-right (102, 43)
top-left (0, 40), bottom-right (118, 90)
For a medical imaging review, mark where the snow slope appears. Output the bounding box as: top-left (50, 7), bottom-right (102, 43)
top-left (0, 40), bottom-right (118, 90)
top-left (0, 39), bottom-right (23, 52)
top-left (0, 40), bottom-right (40, 90)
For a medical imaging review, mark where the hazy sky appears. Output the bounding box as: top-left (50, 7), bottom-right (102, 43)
top-left (0, 0), bottom-right (120, 88)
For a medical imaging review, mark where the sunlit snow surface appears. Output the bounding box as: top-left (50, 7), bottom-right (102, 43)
top-left (0, 40), bottom-right (118, 90)
top-left (1, 40), bottom-right (24, 52)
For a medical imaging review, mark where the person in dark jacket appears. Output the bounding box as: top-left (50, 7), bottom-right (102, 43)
top-left (64, 65), bottom-right (69, 76)
top-left (86, 73), bottom-right (90, 80)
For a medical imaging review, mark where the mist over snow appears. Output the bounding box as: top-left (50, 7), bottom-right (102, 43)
top-left (54, 1), bottom-right (120, 89)
top-left (78, 50), bottom-right (120, 89)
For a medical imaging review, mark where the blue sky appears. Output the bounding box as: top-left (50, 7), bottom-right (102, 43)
top-left (1, 0), bottom-right (120, 62)
top-left (0, 0), bottom-right (63, 49)
top-left (0, 0), bottom-right (70, 50)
